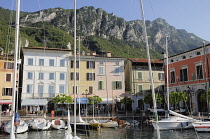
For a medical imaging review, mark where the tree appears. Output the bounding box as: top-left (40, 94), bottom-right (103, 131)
top-left (144, 93), bottom-right (163, 107)
top-left (52, 94), bottom-right (73, 104)
top-left (52, 94), bottom-right (73, 118)
top-left (88, 96), bottom-right (102, 104)
top-left (120, 96), bottom-right (134, 111)
top-left (200, 89), bottom-right (210, 103)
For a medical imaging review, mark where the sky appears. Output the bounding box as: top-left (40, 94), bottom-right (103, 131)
top-left (0, 0), bottom-right (210, 41)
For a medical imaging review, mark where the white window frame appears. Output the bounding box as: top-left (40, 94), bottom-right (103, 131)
top-left (49, 59), bottom-right (54, 66)
top-left (26, 84), bottom-right (33, 93)
top-left (49, 73), bottom-right (55, 80)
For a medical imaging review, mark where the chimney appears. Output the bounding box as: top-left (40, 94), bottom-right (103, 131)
top-left (106, 52), bottom-right (111, 57)
top-left (92, 51), bottom-right (96, 56)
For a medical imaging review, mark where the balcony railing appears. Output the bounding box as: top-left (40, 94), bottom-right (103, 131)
top-left (49, 93), bottom-right (55, 97)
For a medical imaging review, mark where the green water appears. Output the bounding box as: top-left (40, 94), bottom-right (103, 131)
top-left (0, 126), bottom-right (208, 139)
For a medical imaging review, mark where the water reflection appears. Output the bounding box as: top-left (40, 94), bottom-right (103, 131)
top-left (0, 126), bottom-right (209, 139)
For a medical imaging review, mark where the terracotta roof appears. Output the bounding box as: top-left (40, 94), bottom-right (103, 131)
top-left (129, 58), bottom-right (163, 64)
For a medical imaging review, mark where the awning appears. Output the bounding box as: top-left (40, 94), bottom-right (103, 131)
top-left (21, 99), bottom-right (48, 106)
top-left (76, 98), bottom-right (89, 104)
top-left (0, 100), bottom-right (12, 105)
top-left (99, 98), bottom-right (116, 104)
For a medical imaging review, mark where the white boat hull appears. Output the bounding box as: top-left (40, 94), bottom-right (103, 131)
top-left (4, 120), bottom-right (28, 134)
top-left (51, 120), bottom-right (66, 130)
top-left (28, 118), bottom-right (51, 130)
top-left (152, 116), bottom-right (194, 130)
top-left (192, 121), bottom-right (210, 132)
top-left (100, 120), bottom-right (118, 128)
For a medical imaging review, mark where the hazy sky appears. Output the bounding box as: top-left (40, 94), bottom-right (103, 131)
top-left (1, 0), bottom-right (210, 41)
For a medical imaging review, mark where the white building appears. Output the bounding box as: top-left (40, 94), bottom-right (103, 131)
top-left (20, 47), bottom-right (71, 113)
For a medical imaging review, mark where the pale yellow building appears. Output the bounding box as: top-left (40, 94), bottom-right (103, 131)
top-left (125, 58), bottom-right (165, 111)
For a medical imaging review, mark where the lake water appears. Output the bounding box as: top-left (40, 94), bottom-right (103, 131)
top-left (0, 125), bottom-right (209, 139)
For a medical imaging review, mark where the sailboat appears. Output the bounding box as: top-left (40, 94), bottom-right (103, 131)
top-left (4, 0), bottom-right (28, 136)
top-left (151, 36), bottom-right (196, 130)
top-left (139, 0), bottom-right (160, 138)
top-left (28, 118), bottom-right (51, 130)
top-left (51, 119), bottom-right (66, 130)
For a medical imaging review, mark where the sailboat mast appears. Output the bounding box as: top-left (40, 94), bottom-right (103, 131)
top-left (73, 0), bottom-right (77, 136)
top-left (139, 0), bottom-right (160, 138)
top-left (10, 0), bottom-right (20, 138)
top-left (166, 36), bottom-right (170, 117)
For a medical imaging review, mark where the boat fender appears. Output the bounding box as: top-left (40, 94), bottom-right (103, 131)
top-left (181, 122), bottom-right (183, 127)
top-left (186, 122), bottom-right (188, 126)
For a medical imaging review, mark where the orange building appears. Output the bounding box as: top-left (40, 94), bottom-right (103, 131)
top-left (0, 54), bottom-right (14, 112)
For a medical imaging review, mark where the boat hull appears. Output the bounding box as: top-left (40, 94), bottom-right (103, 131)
top-left (51, 120), bottom-right (66, 130)
top-left (100, 121), bottom-right (118, 128)
top-left (192, 121), bottom-right (210, 132)
top-left (152, 117), bottom-right (194, 130)
top-left (28, 118), bottom-right (51, 130)
top-left (4, 120), bottom-right (28, 134)
top-left (70, 123), bottom-right (90, 130)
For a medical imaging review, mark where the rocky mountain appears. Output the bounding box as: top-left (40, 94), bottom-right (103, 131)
top-left (0, 6), bottom-right (207, 58)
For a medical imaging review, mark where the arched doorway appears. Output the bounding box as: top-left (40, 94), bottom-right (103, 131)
top-left (197, 89), bottom-right (207, 112)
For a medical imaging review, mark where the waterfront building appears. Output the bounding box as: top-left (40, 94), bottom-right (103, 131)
top-left (0, 53), bottom-right (14, 113)
top-left (125, 58), bottom-right (165, 111)
top-left (165, 43), bottom-right (210, 114)
top-left (20, 47), bottom-right (72, 113)
top-left (69, 51), bottom-right (126, 114)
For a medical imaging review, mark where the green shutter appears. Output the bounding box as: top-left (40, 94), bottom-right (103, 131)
top-left (112, 81), bottom-right (116, 89)
top-left (138, 72), bottom-right (142, 80)
top-left (119, 82), bottom-right (122, 89)
top-left (138, 85), bottom-right (142, 92)
top-left (102, 81), bottom-right (104, 89)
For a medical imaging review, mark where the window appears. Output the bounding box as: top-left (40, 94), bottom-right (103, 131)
top-left (28, 72), bottom-right (33, 79)
top-left (99, 67), bottom-right (104, 75)
top-left (70, 72), bottom-right (79, 80)
top-left (87, 61), bottom-right (95, 69)
top-left (38, 85), bottom-right (44, 94)
top-left (48, 85), bottom-right (55, 94)
top-left (87, 73), bottom-right (95, 81)
top-left (71, 60), bottom-right (79, 68)
top-left (49, 73), bottom-right (55, 80)
top-left (114, 67), bottom-right (120, 75)
top-left (170, 71), bottom-right (175, 83)
top-left (39, 59), bottom-right (44, 66)
top-left (60, 59), bottom-right (65, 67)
top-left (60, 73), bottom-right (65, 80)
top-left (28, 58), bottom-right (33, 65)
top-left (49, 59), bottom-right (54, 66)
top-left (158, 73), bottom-right (164, 80)
top-left (196, 65), bottom-right (203, 79)
top-left (59, 85), bottom-right (65, 94)
top-left (98, 81), bottom-right (104, 90)
top-left (5, 74), bottom-right (11, 82)
top-left (4, 62), bottom-right (14, 69)
top-left (39, 73), bottom-right (44, 80)
top-left (112, 81), bottom-right (122, 90)
top-left (26, 85), bottom-right (33, 93)
top-left (2, 88), bottom-right (12, 96)
top-left (89, 86), bottom-right (93, 94)
top-left (138, 72), bottom-right (142, 80)
top-left (138, 85), bottom-right (143, 93)
top-left (73, 86), bottom-right (78, 94)
top-left (180, 68), bottom-right (188, 81)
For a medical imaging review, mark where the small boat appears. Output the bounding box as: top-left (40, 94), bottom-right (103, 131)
top-left (51, 119), bottom-right (66, 130)
top-left (89, 119), bottom-right (101, 130)
top-left (100, 120), bottom-right (118, 128)
top-left (70, 116), bottom-right (90, 130)
top-left (28, 118), bottom-right (51, 130)
top-left (192, 120), bottom-right (210, 132)
top-left (4, 113), bottom-right (28, 134)
top-left (4, 120), bottom-right (28, 134)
